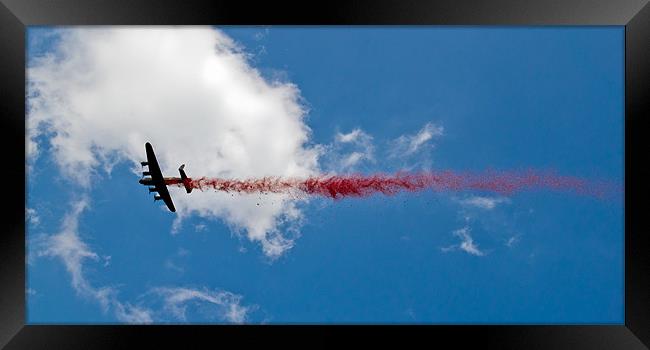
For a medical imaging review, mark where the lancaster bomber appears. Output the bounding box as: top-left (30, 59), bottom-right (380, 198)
top-left (139, 142), bottom-right (192, 212)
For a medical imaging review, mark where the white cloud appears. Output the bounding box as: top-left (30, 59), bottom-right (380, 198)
top-left (457, 196), bottom-right (510, 210)
top-left (27, 27), bottom-right (322, 258)
top-left (455, 227), bottom-right (485, 256)
top-left (37, 198), bottom-right (107, 304)
top-left (253, 28), bottom-right (270, 41)
top-left (440, 246), bottom-right (456, 253)
top-left (505, 235), bottom-right (520, 248)
top-left (151, 287), bottom-right (253, 324)
top-left (114, 302), bottom-right (154, 324)
top-left (35, 198), bottom-right (151, 322)
top-left (35, 198), bottom-right (253, 324)
top-left (441, 226), bottom-right (485, 257)
top-left (390, 122), bottom-right (443, 157)
top-left (165, 259), bottom-right (185, 273)
top-left (341, 152), bottom-right (365, 169)
top-left (325, 128), bottom-right (375, 172)
top-left (33, 198), bottom-right (256, 323)
top-left (164, 248), bottom-right (190, 273)
top-left (335, 129), bottom-right (366, 144)
top-left (26, 207), bottom-right (40, 226)
top-left (26, 134), bottom-right (40, 170)
top-left (177, 247), bottom-right (190, 256)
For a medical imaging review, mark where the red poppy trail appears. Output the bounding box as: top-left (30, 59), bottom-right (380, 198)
top-left (165, 169), bottom-right (619, 200)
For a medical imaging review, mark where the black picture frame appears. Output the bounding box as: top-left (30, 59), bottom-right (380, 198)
top-left (1, 0), bottom-right (648, 348)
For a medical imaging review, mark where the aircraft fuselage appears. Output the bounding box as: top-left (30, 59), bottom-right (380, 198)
top-left (138, 177), bottom-right (182, 186)
top-left (139, 142), bottom-right (194, 213)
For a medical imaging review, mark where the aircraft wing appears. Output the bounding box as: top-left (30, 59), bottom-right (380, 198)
top-left (145, 142), bottom-right (176, 212)
top-left (155, 182), bottom-right (176, 213)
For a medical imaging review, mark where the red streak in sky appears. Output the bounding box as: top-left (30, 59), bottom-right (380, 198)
top-left (165, 170), bottom-right (619, 200)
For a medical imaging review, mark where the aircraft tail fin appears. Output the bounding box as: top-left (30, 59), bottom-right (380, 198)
top-left (179, 164), bottom-right (192, 193)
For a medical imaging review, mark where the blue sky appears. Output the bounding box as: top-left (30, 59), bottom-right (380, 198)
top-left (26, 26), bottom-right (624, 324)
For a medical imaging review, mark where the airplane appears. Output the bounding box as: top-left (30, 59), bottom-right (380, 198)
top-left (138, 142), bottom-right (193, 212)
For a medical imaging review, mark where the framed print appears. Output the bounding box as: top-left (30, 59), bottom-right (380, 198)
top-left (1, 0), bottom-right (648, 348)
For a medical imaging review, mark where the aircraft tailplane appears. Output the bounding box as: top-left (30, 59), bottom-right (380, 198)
top-left (179, 164), bottom-right (193, 194)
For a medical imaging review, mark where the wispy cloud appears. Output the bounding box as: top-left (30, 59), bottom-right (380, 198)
top-left (440, 226), bottom-right (485, 257)
top-left (390, 122), bottom-right (443, 158)
top-left (36, 198), bottom-right (152, 322)
top-left (150, 287), bottom-right (254, 324)
top-left (114, 302), bottom-right (154, 324)
top-left (37, 198), bottom-right (107, 304)
top-left (26, 207), bottom-right (40, 226)
top-left (324, 128), bottom-right (375, 172)
top-left (457, 196), bottom-right (510, 210)
top-left (35, 198), bottom-right (255, 324)
top-left (165, 260), bottom-right (185, 273)
top-left (164, 248), bottom-right (190, 274)
top-left (455, 227), bottom-right (485, 256)
top-left (253, 28), bottom-right (270, 41)
top-left (177, 247), bottom-right (190, 257)
top-left (335, 129), bottom-right (369, 144)
top-left (505, 235), bottom-right (520, 248)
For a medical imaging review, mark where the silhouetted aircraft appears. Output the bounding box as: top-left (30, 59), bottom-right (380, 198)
top-left (138, 142), bottom-right (192, 212)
